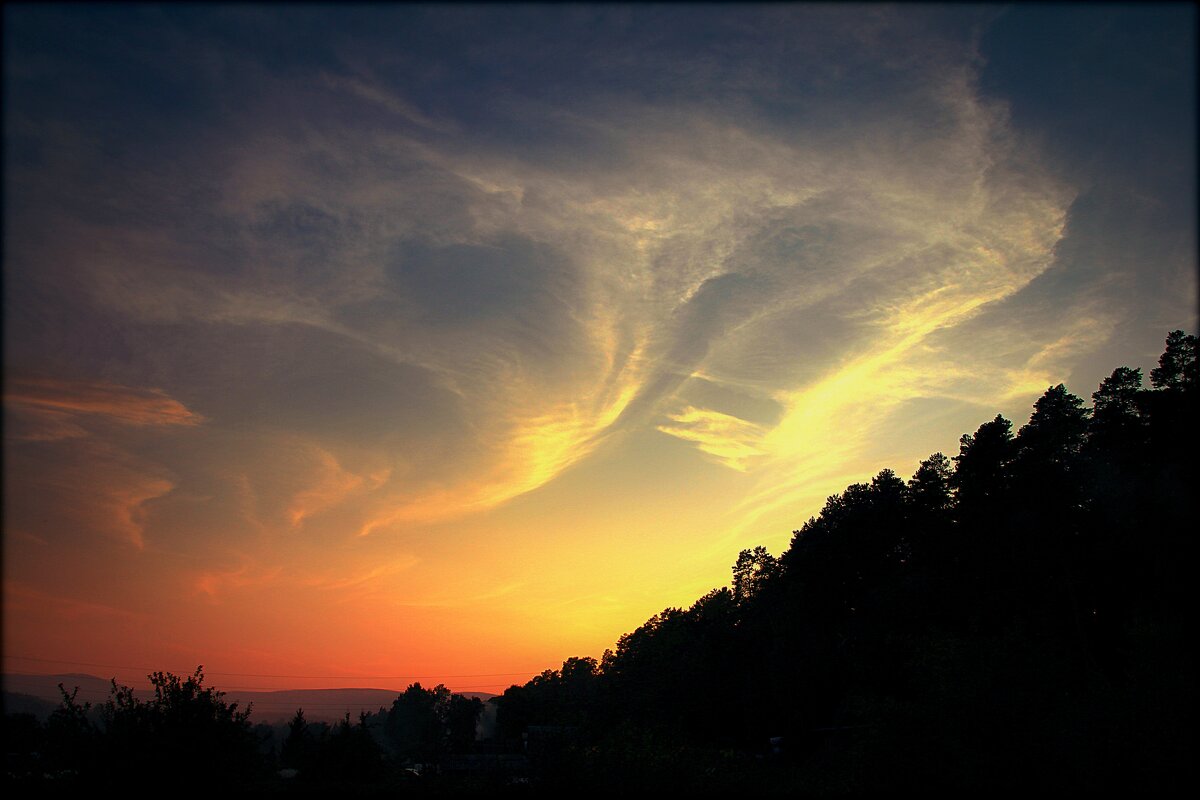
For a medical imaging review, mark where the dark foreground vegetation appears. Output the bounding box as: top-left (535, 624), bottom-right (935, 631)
top-left (5, 331), bottom-right (1196, 794)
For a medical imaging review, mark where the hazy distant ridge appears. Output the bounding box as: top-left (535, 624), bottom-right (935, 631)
top-left (3, 673), bottom-right (496, 723)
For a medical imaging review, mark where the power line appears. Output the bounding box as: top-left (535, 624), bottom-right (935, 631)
top-left (8, 676), bottom-right (516, 695)
top-left (6, 683), bottom-right (513, 695)
top-left (6, 694), bottom-right (499, 711)
top-left (4, 654), bottom-right (539, 681)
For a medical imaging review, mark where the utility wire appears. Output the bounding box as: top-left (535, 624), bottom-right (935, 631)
top-left (4, 654), bottom-right (539, 680)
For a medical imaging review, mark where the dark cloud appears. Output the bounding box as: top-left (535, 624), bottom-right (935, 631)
top-left (136, 321), bottom-right (465, 454)
top-left (980, 4), bottom-right (1195, 188)
top-left (972, 4), bottom-right (1197, 359)
top-left (385, 235), bottom-right (579, 329)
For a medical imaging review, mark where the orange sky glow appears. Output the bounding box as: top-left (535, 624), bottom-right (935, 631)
top-left (4, 5), bottom-right (1195, 698)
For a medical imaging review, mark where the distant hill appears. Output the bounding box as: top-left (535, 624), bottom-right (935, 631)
top-left (3, 673), bottom-right (123, 710)
top-left (221, 687), bottom-right (497, 723)
top-left (2, 691), bottom-right (58, 719)
top-left (2, 673), bottom-right (496, 723)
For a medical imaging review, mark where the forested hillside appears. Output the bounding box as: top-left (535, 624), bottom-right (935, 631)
top-left (490, 329), bottom-right (1197, 792)
top-left (5, 331), bottom-right (1195, 793)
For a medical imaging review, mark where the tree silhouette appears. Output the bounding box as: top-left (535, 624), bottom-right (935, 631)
top-left (280, 708), bottom-right (310, 769)
top-left (1149, 329), bottom-right (1198, 391)
top-left (1092, 367), bottom-right (1142, 423)
top-left (95, 667), bottom-right (260, 787)
top-left (385, 682), bottom-right (451, 764)
top-left (951, 414), bottom-right (1013, 510)
top-left (1089, 367), bottom-right (1145, 454)
top-left (907, 452), bottom-right (952, 514)
top-left (731, 545), bottom-right (780, 603)
top-left (1016, 384), bottom-right (1090, 469)
top-left (446, 694), bottom-right (485, 753)
top-left (44, 684), bottom-right (96, 775)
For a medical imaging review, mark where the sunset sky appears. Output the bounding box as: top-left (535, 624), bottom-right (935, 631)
top-left (4, 5), bottom-right (1195, 695)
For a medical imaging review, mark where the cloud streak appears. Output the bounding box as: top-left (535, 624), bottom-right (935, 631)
top-left (5, 377), bottom-right (205, 429)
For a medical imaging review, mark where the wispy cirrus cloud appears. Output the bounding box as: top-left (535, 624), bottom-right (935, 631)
top-left (5, 376), bottom-right (205, 430)
top-left (3, 436), bottom-right (176, 550)
top-left (657, 407), bottom-right (767, 472)
top-left (4, 379), bottom-right (203, 549)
